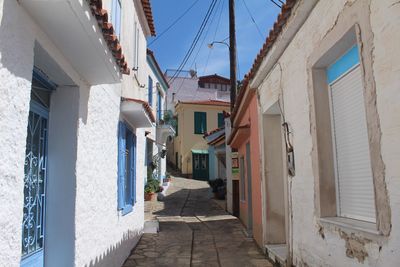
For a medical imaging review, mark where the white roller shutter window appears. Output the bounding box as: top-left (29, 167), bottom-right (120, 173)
top-left (329, 66), bottom-right (376, 223)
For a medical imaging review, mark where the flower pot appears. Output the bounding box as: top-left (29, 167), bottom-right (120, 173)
top-left (144, 192), bottom-right (156, 201)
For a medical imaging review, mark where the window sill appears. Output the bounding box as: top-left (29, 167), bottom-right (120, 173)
top-left (319, 217), bottom-right (384, 240)
top-left (121, 205), bottom-right (133, 216)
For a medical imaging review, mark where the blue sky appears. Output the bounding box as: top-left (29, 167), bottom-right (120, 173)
top-left (148, 0), bottom-right (281, 80)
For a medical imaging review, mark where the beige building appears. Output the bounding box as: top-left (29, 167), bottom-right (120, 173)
top-left (171, 100), bottom-right (230, 179)
top-left (237, 0), bottom-right (400, 266)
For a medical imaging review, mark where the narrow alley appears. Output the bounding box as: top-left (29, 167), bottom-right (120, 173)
top-left (122, 177), bottom-right (272, 267)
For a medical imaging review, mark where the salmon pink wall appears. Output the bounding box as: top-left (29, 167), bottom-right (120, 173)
top-left (236, 94), bottom-right (263, 248)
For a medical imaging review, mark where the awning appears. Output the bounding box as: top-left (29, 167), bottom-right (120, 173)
top-left (191, 149), bottom-right (209, 154)
top-left (20, 0), bottom-right (130, 84)
top-left (121, 98), bottom-right (155, 128)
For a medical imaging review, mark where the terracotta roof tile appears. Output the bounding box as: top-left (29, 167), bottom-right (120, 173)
top-left (88, 0), bottom-right (130, 75)
top-left (203, 126), bottom-right (225, 137)
top-left (232, 0), bottom-right (297, 120)
top-left (141, 0), bottom-right (156, 36)
top-left (177, 100), bottom-right (230, 107)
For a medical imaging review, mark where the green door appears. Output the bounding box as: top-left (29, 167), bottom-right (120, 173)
top-left (192, 153), bottom-right (209, 180)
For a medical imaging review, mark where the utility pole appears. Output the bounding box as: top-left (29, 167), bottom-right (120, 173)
top-left (229, 0), bottom-right (237, 113)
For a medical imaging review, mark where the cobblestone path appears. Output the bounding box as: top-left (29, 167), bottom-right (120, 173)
top-left (122, 177), bottom-right (272, 267)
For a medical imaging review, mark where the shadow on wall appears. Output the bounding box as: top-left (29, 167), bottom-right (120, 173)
top-left (0, 0), bottom-right (36, 80)
top-left (84, 228), bottom-right (142, 267)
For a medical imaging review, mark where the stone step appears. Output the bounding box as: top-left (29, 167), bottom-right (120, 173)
top-left (143, 220), bottom-right (159, 234)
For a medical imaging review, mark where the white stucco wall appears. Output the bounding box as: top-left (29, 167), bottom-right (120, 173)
top-left (0, 0), bottom-right (151, 266)
top-left (0, 1), bottom-right (34, 265)
top-left (256, 0), bottom-right (400, 266)
top-left (74, 84), bottom-right (144, 267)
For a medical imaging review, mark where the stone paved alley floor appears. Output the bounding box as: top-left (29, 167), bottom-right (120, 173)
top-left (122, 177), bottom-right (272, 267)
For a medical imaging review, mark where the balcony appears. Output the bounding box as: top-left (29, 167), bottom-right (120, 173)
top-left (156, 119), bottom-right (175, 145)
top-left (120, 98), bottom-right (155, 128)
top-left (20, 0), bottom-right (129, 85)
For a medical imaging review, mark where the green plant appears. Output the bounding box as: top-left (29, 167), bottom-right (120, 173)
top-left (145, 178), bottom-right (160, 193)
top-left (144, 186), bottom-right (153, 194)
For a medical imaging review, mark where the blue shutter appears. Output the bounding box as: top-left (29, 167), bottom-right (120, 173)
top-left (148, 77), bottom-right (153, 106)
top-left (117, 122), bottom-right (126, 210)
top-left (132, 134), bottom-right (137, 204)
top-left (157, 92), bottom-right (162, 121)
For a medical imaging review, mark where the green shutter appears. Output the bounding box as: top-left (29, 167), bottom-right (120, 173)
top-left (218, 113), bottom-right (224, 128)
top-left (175, 117), bottom-right (178, 136)
top-left (194, 112), bottom-right (207, 134)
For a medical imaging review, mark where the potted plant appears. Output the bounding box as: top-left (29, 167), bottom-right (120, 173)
top-left (144, 186), bottom-right (155, 201)
top-left (144, 178), bottom-right (161, 201)
top-left (208, 178), bottom-right (226, 200)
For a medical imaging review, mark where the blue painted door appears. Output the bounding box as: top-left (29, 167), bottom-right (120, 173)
top-left (21, 101), bottom-right (49, 267)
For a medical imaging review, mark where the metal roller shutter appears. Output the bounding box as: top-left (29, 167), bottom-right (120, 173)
top-left (329, 65), bottom-right (376, 223)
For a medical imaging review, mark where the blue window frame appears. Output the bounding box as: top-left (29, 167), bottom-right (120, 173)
top-left (327, 45), bottom-right (359, 84)
top-left (157, 91), bottom-right (162, 121)
top-left (111, 0), bottom-right (122, 38)
top-left (148, 76), bottom-right (153, 106)
top-left (118, 122), bottom-right (136, 215)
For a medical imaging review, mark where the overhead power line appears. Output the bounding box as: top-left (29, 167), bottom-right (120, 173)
top-left (203, 0), bottom-right (226, 75)
top-left (148, 0), bottom-right (201, 46)
top-left (269, 0), bottom-right (282, 8)
top-left (241, 0), bottom-right (264, 41)
top-left (168, 0), bottom-right (218, 84)
top-left (189, 0), bottom-right (222, 70)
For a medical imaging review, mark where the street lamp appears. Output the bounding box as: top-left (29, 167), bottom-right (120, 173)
top-left (207, 38), bottom-right (236, 112)
top-left (207, 41), bottom-right (230, 49)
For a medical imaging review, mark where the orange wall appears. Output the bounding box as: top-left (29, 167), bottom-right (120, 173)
top-left (236, 94), bottom-right (263, 248)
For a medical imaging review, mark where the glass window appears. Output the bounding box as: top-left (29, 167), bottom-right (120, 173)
top-left (111, 0), bottom-right (122, 38)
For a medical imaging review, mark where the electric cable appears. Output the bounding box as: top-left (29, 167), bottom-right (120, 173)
top-left (169, 0), bottom-right (217, 83)
top-left (189, 0), bottom-right (223, 70)
top-left (173, 0), bottom-right (222, 97)
top-left (148, 0), bottom-right (201, 46)
top-left (168, 0), bottom-right (218, 84)
top-left (241, 0), bottom-right (264, 41)
top-left (269, 0), bottom-right (282, 8)
top-left (203, 0), bottom-right (226, 75)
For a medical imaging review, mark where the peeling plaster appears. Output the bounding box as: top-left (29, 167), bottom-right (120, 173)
top-left (339, 231), bottom-right (371, 263)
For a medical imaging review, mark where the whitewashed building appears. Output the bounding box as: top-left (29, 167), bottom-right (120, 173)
top-left (145, 49), bottom-right (174, 185)
top-left (0, 0), bottom-right (159, 266)
top-left (238, 0), bottom-right (400, 266)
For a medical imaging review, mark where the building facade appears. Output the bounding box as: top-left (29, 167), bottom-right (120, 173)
top-left (233, 0), bottom-right (400, 266)
top-left (173, 100), bottom-right (230, 180)
top-left (228, 90), bottom-right (263, 248)
top-left (0, 0), bottom-right (160, 266)
top-left (146, 49), bottom-right (174, 184)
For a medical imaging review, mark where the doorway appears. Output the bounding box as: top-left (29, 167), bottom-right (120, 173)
top-left (192, 153), bottom-right (209, 180)
top-left (262, 104), bottom-right (289, 265)
top-left (20, 72), bottom-right (53, 267)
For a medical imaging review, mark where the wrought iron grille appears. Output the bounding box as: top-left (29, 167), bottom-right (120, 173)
top-left (22, 110), bottom-right (48, 257)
